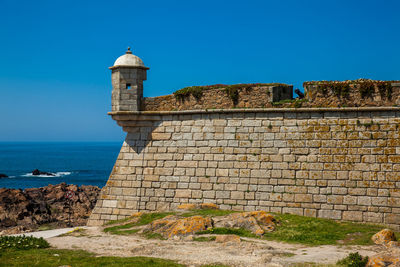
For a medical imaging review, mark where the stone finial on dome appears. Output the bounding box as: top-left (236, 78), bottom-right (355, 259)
top-left (110, 47), bottom-right (149, 69)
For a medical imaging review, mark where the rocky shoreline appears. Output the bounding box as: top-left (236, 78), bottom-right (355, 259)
top-left (0, 183), bottom-right (100, 235)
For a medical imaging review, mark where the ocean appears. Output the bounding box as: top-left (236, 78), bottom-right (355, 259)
top-left (0, 142), bottom-right (122, 189)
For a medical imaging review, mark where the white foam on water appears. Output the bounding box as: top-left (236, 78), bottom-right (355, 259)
top-left (22, 172), bottom-right (72, 178)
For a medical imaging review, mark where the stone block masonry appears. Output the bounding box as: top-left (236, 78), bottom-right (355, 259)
top-left (87, 107), bottom-right (400, 230)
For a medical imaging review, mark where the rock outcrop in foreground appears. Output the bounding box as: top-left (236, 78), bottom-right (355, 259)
top-left (0, 183), bottom-right (100, 235)
top-left (368, 229), bottom-right (400, 267)
top-left (143, 210), bottom-right (276, 239)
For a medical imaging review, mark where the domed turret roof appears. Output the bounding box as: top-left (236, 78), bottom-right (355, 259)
top-left (111, 47), bottom-right (148, 69)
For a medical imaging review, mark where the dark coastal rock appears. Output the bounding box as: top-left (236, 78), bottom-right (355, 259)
top-left (0, 174), bottom-right (8, 178)
top-left (32, 169), bottom-right (55, 176)
top-left (0, 183), bottom-right (100, 235)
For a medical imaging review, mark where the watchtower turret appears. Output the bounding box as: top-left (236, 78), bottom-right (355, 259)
top-left (109, 47), bottom-right (149, 111)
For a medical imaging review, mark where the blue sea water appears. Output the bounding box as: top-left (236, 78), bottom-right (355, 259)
top-left (0, 142), bottom-right (122, 189)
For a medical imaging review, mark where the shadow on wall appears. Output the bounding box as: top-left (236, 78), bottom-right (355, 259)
top-left (122, 112), bottom-right (286, 154)
top-left (124, 121), bottom-right (162, 154)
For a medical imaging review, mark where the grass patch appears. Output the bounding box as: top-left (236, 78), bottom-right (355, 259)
top-left (272, 99), bottom-right (295, 106)
top-left (142, 232), bottom-right (167, 240)
top-left (263, 213), bottom-right (386, 246)
top-left (37, 224), bottom-right (57, 231)
top-left (195, 212), bottom-right (393, 246)
top-left (272, 98), bottom-right (307, 108)
top-left (196, 227), bottom-right (257, 238)
top-left (105, 212), bottom-right (175, 227)
top-left (278, 252), bottom-right (296, 257)
top-left (104, 216), bottom-right (133, 226)
top-left (103, 222), bottom-right (138, 234)
top-left (181, 209), bottom-right (237, 218)
top-left (104, 212), bottom-right (175, 235)
top-left (0, 249), bottom-right (184, 267)
top-left (135, 212), bottom-right (175, 226)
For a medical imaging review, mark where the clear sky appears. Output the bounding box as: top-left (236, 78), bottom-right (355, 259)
top-left (1, 0), bottom-right (399, 141)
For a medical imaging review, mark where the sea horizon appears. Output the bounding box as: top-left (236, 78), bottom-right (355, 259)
top-left (0, 141), bottom-right (122, 190)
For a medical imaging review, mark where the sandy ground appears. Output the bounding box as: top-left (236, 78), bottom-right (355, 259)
top-left (47, 227), bottom-right (382, 267)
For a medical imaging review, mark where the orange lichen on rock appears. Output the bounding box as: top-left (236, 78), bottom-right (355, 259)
top-left (372, 229), bottom-right (397, 246)
top-left (246, 211), bottom-right (276, 232)
top-left (213, 211), bottom-right (276, 236)
top-left (367, 251), bottom-right (400, 267)
top-left (368, 229), bottom-right (400, 267)
top-left (144, 215), bottom-right (212, 239)
top-left (387, 241), bottom-right (400, 249)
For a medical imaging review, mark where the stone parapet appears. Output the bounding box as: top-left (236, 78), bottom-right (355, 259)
top-left (142, 84), bottom-right (293, 111)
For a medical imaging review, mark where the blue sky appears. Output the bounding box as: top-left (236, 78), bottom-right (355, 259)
top-left (0, 0), bottom-right (399, 141)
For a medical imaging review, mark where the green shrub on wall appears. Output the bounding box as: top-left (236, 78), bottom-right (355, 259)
top-left (377, 81), bottom-right (392, 100)
top-left (358, 81), bottom-right (375, 99)
top-left (307, 81), bottom-right (351, 99)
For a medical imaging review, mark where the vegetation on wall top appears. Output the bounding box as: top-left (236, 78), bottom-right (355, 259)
top-left (303, 79), bottom-right (396, 100)
top-left (173, 83), bottom-right (290, 104)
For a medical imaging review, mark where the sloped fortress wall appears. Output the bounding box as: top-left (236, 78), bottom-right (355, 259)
top-left (88, 108), bottom-right (400, 230)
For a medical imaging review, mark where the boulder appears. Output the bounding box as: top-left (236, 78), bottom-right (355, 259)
top-left (0, 183), bottom-right (100, 234)
top-left (367, 252), bottom-right (400, 267)
top-left (372, 229), bottom-right (397, 246)
top-left (387, 241), bottom-right (400, 249)
top-left (0, 174), bottom-right (8, 178)
top-left (213, 211), bottom-right (276, 236)
top-left (144, 215), bottom-right (212, 239)
top-left (368, 230), bottom-right (400, 267)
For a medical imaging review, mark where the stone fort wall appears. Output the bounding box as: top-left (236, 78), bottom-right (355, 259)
top-left (88, 107), bottom-right (400, 229)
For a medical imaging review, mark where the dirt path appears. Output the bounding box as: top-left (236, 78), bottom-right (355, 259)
top-left (48, 227), bottom-right (382, 267)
